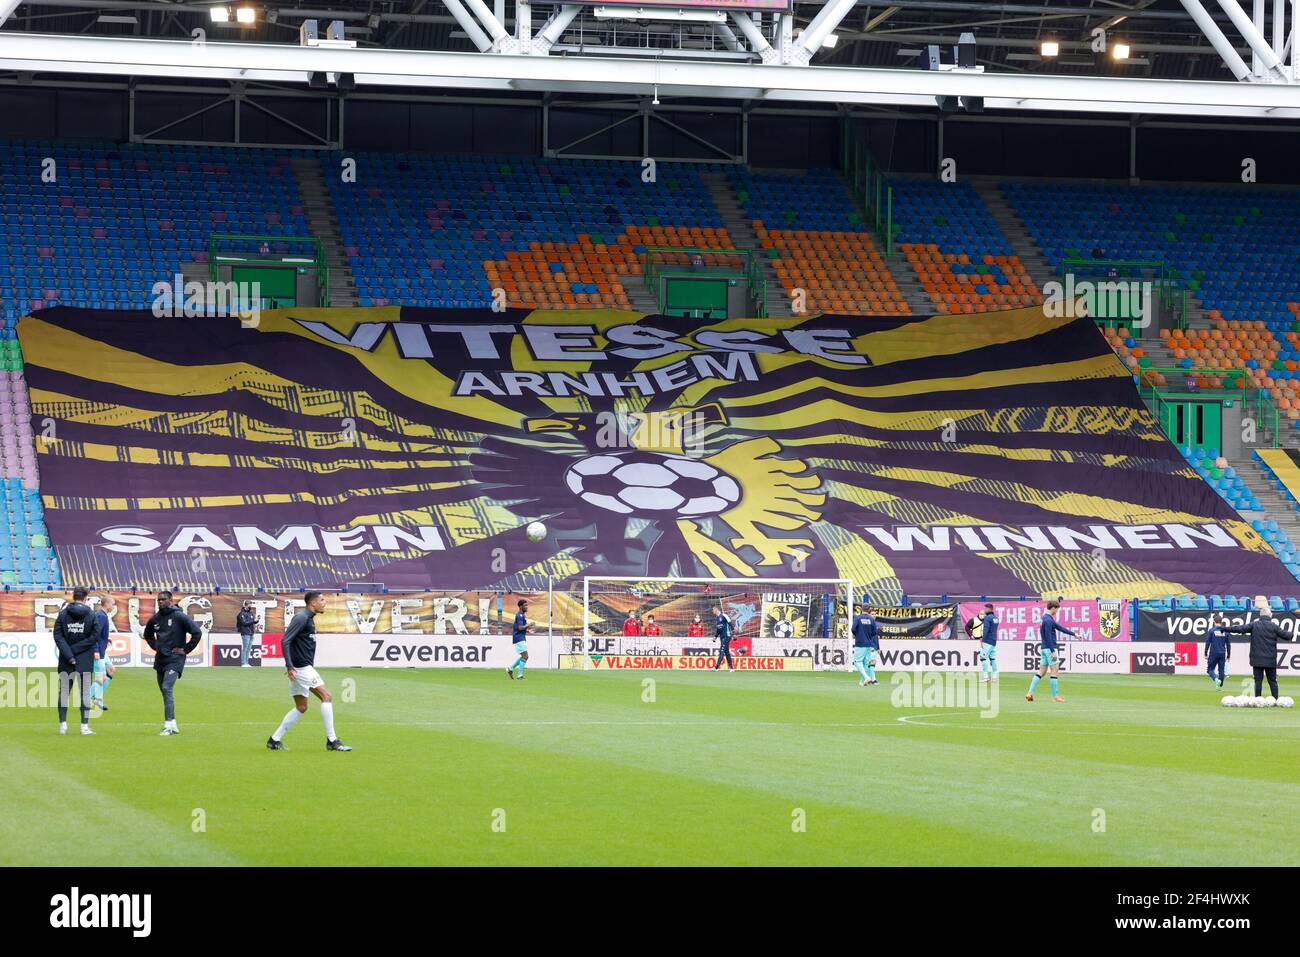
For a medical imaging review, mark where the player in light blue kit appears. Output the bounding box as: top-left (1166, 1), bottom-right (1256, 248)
top-left (851, 605), bottom-right (879, 686)
top-left (508, 598), bottom-right (531, 680)
top-left (1027, 600), bottom-right (1075, 703)
top-left (977, 602), bottom-right (999, 683)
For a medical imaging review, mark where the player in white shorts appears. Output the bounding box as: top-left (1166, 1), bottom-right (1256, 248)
top-left (266, 591), bottom-right (351, 752)
top-left (288, 664), bottom-right (325, 697)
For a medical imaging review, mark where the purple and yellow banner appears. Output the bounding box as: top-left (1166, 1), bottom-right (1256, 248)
top-left (17, 304), bottom-right (1297, 599)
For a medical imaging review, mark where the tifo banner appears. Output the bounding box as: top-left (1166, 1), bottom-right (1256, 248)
top-left (19, 305), bottom-right (1299, 598)
top-left (870, 604), bottom-right (957, 639)
top-left (1135, 606), bottom-right (1300, 642)
top-left (958, 599), bottom-right (1129, 641)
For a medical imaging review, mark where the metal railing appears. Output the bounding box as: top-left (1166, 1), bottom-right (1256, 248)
top-left (641, 246), bottom-right (767, 319)
top-left (206, 234), bottom-right (331, 308)
top-left (1139, 367), bottom-right (1280, 448)
top-left (1059, 256), bottom-right (1189, 331)
top-left (840, 123), bottom-right (895, 257)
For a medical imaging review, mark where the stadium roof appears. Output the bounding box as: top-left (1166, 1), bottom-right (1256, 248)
top-left (1, 1), bottom-right (1299, 117)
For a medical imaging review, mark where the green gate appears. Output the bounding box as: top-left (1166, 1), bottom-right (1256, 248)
top-left (1155, 393), bottom-right (1222, 449)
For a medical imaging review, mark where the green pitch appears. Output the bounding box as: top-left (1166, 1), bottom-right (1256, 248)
top-left (1, 668), bottom-right (1296, 866)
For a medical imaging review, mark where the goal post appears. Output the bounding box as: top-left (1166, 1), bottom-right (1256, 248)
top-left (569, 576), bottom-right (854, 671)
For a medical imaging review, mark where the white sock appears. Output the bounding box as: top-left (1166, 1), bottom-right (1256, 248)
top-left (273, 707), bottom-right (303, 741)
top-left (320, 702), bottom-right (336, 741)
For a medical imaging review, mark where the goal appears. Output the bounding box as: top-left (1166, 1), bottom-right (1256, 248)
top-left (569, 576), bottom-right (854, 670)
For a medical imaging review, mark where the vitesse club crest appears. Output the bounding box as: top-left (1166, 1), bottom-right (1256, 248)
top-left (761, 593), bottom-right (811, 640)
top-left (1098, 599), bottom-right (1122, 640)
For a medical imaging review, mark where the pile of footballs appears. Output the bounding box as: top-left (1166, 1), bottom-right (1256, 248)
top-left (1221, 695), bottom-right (1296, 708)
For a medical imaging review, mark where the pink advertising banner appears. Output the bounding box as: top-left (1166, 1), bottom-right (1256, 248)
top-left (958, 599), bottom-right (1130, 642)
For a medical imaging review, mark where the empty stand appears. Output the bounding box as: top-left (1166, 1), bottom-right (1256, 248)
top-left (329, 153), bottom-right (728, 310)
top-left (891, 180), bottom-right (1041, 314)
top-left (727, 167), bottom-right (914, 315)
top-left (0, 140), bottom-right (309, 313)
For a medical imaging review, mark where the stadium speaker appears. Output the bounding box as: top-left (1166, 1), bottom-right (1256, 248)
top-left (308, 71), bottom-right (327, 89)
top-left (955, 31), bottom-right (977, 68)
top-left (336, 72), bottom-right (356, 91)
top-left (326, 19), bottom-right (346, 41)
top-left (960, 95), bottom-right (984, 113)
top-left (936, 95), bottom-right (958, 113)
top-left (299, 18), bottom-right (319, 45)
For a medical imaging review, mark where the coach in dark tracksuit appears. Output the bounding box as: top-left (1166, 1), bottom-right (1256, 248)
top-left (1224, 610), bottom-right (1286, 698)
top-left (52, 586), bottom-right (101, 734)
top-left (1203, 613), bottom-right (1231, 688)
top-left (142, 591), bottom-right (203, 735)
top-left (711, 604), bottom-right (735, 671)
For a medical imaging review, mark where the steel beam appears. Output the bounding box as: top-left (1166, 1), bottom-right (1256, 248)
top-left (460, 0), bottom-right (516, 53)
top-left (712, 21), bottom-right (744, 54)
top-left (1256, 0), bottom-right (1267, 72)
top-left (516, 0), bottom-right (531, 47)
top-left (791, 0), bottom-right (857, 64)
top-left (0, 0), bottom-right (21, 27)
top-left (730, 11), bottom-right (778, 64)
top-left (7, 32), bottom-right (1300, 116)
top-left (443, 0), bottom-right (493, 53)
top-left (532, 4), bottom-right (580, 55)
top-left (1218, 0), bottom-right (1290, 79)
top-left (1181, 0), bottom-right (1253, 80)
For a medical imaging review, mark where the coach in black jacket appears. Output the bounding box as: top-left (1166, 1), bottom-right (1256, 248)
top-left (52, 586), bottom-right (101, 734)
top-left (235, 602), bottom-right (260, 667)
top-left (1224, 610), bottom-right (1287, 698)
top-left (143, 591), bottom-right (203, 736)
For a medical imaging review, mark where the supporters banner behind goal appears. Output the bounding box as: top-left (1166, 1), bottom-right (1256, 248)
top-left (571, 576), bottom-right (853, 670)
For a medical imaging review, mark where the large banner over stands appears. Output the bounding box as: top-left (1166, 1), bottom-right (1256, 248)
top-left (1135, 605), bottom-right (1300, 642)
top-left (20, 305), bottom-right (1300, 599)
top-left (958, 599), bottom-right (1129, 641)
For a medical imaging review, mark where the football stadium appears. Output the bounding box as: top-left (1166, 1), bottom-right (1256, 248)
top-left (1, 0), bottom-right (1299, 911)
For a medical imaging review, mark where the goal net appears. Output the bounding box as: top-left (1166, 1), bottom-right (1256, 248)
top-left (566, 576), bottom-right (853, 671)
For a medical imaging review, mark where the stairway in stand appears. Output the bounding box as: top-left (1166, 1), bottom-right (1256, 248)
top-left (291, 157), bottom-right (358, 307)
top-left (700, 170), bottom-right (791, 317)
